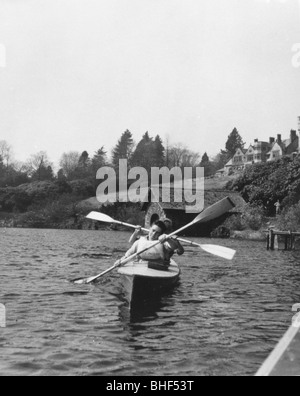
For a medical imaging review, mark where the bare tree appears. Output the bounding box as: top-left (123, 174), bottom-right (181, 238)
top-left (0, 140), bottom-right (12, 168)
top-left (26, 151), bottom-right (53, 179)
top-left (168, 143), bottom-right (200, 168)
top-left (59, 151), bottom-right (81, 179)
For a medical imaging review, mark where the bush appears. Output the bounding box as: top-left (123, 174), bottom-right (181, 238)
top-left (223, 204), bottom-right (265, 231)
top-left (277, 203), bottom-right (300, 232)
top-left (69, 179), bottom-right (95, 197)
top-left (223, 214), bottom-right (245, 231)
top-left (101, 202), bottom-right (145, 227)
top-left (243, 204), bottom-right (265, 231)
top-left (229, 156), bottom-right (300, 215)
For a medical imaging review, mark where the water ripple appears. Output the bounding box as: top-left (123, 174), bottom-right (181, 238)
top-left (1, 229), bottom-right (300, 376)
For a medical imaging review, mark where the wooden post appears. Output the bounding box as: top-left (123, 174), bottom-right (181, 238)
top-left (285, 235), bottom-right (289, 251)
top-left (290, 232), bottom-right (294, 250)
top-left (270, 229), bottom-right (275, 250)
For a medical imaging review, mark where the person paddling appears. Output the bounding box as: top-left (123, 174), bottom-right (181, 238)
top-left (129, 218), bottom-right (184, 260)
top-left (124, 220), bottom-right (172, 270)
top-left (125, 219), bottom-right (185, 271)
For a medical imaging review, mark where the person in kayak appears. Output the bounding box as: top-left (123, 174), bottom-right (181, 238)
top-left (124, 220), bottom-right (172, 270)
top-left (125, 220), bottom-right (184, 270)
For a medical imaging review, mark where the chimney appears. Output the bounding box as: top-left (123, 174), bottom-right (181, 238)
top-left (254, 139), bottom-right (258, 143)
top-left (277, 134), bottom-right (282, 143)
top-left (269, 137), bottom-right (275, 144)
top-left (291, 130), bottom-right (297, 142)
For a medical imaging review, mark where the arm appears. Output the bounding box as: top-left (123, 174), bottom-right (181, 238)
top-left (175, 240), bottom-right (185, 256)
top-left (160, 235), bottom-right (185, 256)
top-left (129, 227), bottom-right (144, 245)
top-left (124, 240), bottom-right (139, 258)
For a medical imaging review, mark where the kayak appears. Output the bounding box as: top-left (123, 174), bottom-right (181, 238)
top-left (118, 259), bottom-right (180, 307)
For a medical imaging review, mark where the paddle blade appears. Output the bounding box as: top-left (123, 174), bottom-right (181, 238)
top-left (73, 278), bottom-right (87, 285)
top-left (193, 197), bottom-right (235, 224)
top-left (200, 244), bottom-right (236, 260)
top-left (86, 212), bottom-right (115, 224)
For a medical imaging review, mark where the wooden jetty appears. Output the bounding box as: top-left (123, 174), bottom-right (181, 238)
top-left (267, 229), bottom-right (300, 251)
top-left (256, 324), bottom-right (300, 376)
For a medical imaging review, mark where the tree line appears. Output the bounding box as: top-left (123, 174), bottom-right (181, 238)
top-left (0, 128), bottom-right (244, 188)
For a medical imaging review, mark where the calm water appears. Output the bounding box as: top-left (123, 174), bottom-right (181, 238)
top-left (0, 228), bottom-right (300, 376)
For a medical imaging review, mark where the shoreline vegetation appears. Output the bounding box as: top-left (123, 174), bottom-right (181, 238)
top-left (2, 131), bottom-right (300, 240)
top-left (0, 177), bottom-right (276, 242)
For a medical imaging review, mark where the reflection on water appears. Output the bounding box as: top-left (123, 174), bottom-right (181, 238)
top-left (1, 228), bottom-right (300, 376)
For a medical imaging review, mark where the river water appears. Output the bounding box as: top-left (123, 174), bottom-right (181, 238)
top-left (0, 228), bottom-right (300, 376)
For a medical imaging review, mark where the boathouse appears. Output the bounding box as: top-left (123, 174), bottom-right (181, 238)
top-left (141, 187), bottom-right (246, 237)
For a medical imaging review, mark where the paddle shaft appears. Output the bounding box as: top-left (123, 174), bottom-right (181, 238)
top-left (99, 217), bottom-right (218, 248)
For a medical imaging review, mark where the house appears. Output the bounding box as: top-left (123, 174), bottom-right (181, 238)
top-left (223, 130), bottom-right (299, 176)
top-left (215, 168), bottom-right (226, 178)
top-left (267, 131), bottom-right (299, 161)
top-left (141, 185), bottom-right (246, 237)
top-left (224, 148), bottom-right (247, 175)
top-left (253, 139), bottom-right (272, 163)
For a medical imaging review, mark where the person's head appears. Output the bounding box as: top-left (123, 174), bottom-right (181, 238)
top-left (149, 220), bottom-right (167, 241)
top-left (163, 218), bottom-right (173, 234)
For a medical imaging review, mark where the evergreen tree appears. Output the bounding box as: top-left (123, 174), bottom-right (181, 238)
top-left (200, 152), bottom-right (210, 167)
top-left (200, 152), bottom-right (216, 177)
top-left (76, 151), bottom-right (91, 179)
top-left (32, 164), bottom-right (54, 181)
top-left (153, 135), bottom-right (165, 167)
top-left (225, 128), bottom-right (245, 157)
top-left (112, 130), bottom-right (134, 169)
top-left (78, 151), bottom-right (90, 168)
top-left (91, 147), bottom-right (108, 175)
top-left (131, 132), bottom-right (155, 172)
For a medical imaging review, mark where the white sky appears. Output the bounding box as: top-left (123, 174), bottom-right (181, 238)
top-left (0, 0), bottom-right (300, 167)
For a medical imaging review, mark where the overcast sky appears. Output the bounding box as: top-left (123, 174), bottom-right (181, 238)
top-left (0, 0), bottom-right (300, 167)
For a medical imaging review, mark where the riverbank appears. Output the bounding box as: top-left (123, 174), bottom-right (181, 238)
top-left (0, 210), bottom-right (269, 242)
top-left (230, 229), bottom-right (267, 241)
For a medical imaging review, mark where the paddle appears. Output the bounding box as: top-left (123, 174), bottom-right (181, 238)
top-left (86, 197), bottom-right (236, 260)
top-left (173, 237), bottom-right (236, 260)
top-left (74, 197), bottom-right (236, 285)
top-left (73, 240), bottom-right (164, 285)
